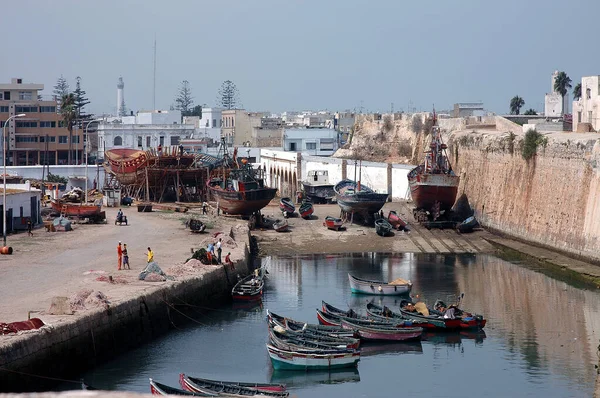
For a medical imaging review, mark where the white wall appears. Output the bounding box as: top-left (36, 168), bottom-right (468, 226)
top-left (136, 111), bottom-right (182, 125)
top-left (3, 165), bottom-right (104, 191)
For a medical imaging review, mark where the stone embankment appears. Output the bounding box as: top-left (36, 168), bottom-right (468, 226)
top-left (343, 113), bottom-right (600, 265)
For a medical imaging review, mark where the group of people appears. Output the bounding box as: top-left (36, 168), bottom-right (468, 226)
top-left (206, 238), bottom-right (234, 269)
top-left (117, 242), bottom-right (154, 270)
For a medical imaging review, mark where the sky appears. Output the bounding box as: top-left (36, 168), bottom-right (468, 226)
top-left (2, 0), bottom-right (599, 116)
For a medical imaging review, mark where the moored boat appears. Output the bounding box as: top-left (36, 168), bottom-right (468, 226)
top-left (339, 318), bottom-right (422, 342)
top-left (323, 216), bottom-right (343, 231)
top-left (366, 303), bottom-right (433, 329)
top-left (374, 218), bottom-right (393, 236)
top-left (266, 310), bottom-right (355, 338)
top-left (273, 219), bottom-right (289, 232)
top-left (397, 302), bottom-right (462, 330)
top-left (334, 179), bottom-right (388, 220)
top-left (232, 268), bottom-right (265, 301)
top-left (266, 344), bottom-right (360, 371)
top-left (279, 197), bottom-right (295, 217)
top-left (150, 378), bottom-right (214, 396)
top-left (180, 375), bottom-right (286, 393)
top-left (299, 201), bottom-right (314, 219)
top-left (348, 274), bottom-right (412, 296)
top-left (179, 374), bottom-right (289, 397)
top-left (276, 322), bottom-right (361, 349)
top-left (387, 210), bottom-right (407, 231)
top-left (269, 326), bottom-right (359, 351)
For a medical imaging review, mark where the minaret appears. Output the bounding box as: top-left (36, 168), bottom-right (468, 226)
top-left (117, 77), bottom-right (125, 116)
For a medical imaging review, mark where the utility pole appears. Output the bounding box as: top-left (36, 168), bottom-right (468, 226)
top-left (153, 36), bottom-right (157, 110)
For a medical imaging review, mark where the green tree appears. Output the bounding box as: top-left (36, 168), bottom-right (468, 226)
top-left (217, 80), bottom-right (240, 110)
top-left (73, 76), bottom-right (92, 124)
top-left (524, 109), bottom-right (537, 115)
top-left (510, 96), bottom-right (525, 115)
top-left (553, 71), bottom-right (572, 114)
top-left (175, 80), bottom-right (194, 116)
top-left (53, 75), bottom-right (70, 110)
top-left (60, 93), bottom-right (77, 164)
top-left (573, 82), bottom-right (582, 101)
top-left (188, 105), bottom-right (202, 117)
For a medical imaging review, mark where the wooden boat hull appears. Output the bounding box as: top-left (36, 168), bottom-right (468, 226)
top-left (323, 216), bottom-right (343, 231)
top-left (267, 344), bottom-right (360, 371)
top-left (179, 374), bottom-right (288, 397)
top-left (150, 378), bottom-right (210, 396)
top-left (105, 148), bottom-right (148, 174)
top-left (266, 310), bottom-right (355, 338)
top-left (301, 182), bottom-right (335, 204)
top-left (299, 202), bottom-right (314, 219)
top-left (208, 185), bottom-right (277, 215)
top-left (408, 170), bottom-right (459, 212)
top-left (50, 200), bottom-right (101, 218)
top-left (231, 272), bottom-right (264, 301)
top-left (348, 274), bottom-right (412, 296)
top-left (334, 179), bottom-right (388, 215)
top-left (397, 307), bottom-right (461, 329)
top-left (180, 374), bottom-right (286, 393)
top-left (374, 219), bottom-right (393, 236)
top-left (340, 319), bottom-right (422, 342)
top-left (273, 220), bottom-right (289, 232)
top-left (279, 198), bottom-right (295, 215)
top-left (387, 211), bottom-right (407, 230)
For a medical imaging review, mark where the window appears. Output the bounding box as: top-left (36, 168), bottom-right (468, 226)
top-left (15, 136), bottom-right (38, 143)
top-left (231, 117), bottom-right (234, 127)
top-left (159, 136), bottom-right (164, 146)
top-left (137, 136), bottom-right (142, 147)
top-left (170, 136), bottom-right (180, 145)
top-left (205, 120), bottom-right (209, 127)
top-left (306, 142), bottom-right (317, 150)
top-left (578, 112), bottom-right (582, 123)
top-left (113, 136), bottom-right (123, 146)
top-left (213, 119), bottom-right (216, 128)
top-left (0, 106), bottom-right (8, 113)
top-left (3, 92), bottom-right (10, 100)
top-left (40, 121), bottom-right (56, 128)
top-left (289, 142), bottom-right (297, 151)
top-left (16, 121), bottom-right (38, 128)
top-left (320, 140), bottom-right (334, 150)
top-left (146, 136), bottom-right (151, 147)
top-left (18, 91), bottom-right (33, 100)
top-left (587, 88), bottom-right (592, 100)
top-left (15, 106), bottom-right (37, 113)
top-left (59, 136), bottom-right (68, 144)
top-left (0, 121), bottom-right (4, 128)
top-left (39, 106), bottom-right (56, 113)
top-left (49, 136), bottom-right (56, 143)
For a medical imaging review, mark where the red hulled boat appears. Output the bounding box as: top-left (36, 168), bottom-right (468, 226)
top-left (50, 199), bottom-right (102, 218)
top-left (407, 112), bottom-right (459, 219)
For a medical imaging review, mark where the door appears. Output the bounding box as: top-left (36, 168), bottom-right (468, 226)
top-left (30, 196), bottom-right (37, 225)
top-left (289, 142), bottom-right (296, 151)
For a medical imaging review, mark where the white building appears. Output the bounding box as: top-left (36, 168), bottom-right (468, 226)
top-left (545, 70), bottom-right (569, 117)
top-left (572, 75), bottom-right (600, 132)
top-left (2, 182), bottom-right (42, 230)
top-left (97, 110), bottom-right (194, 159)
top-left (283, 128), bottom-right (339, 156)
top-left (183, 107), bottom-right (223, 144)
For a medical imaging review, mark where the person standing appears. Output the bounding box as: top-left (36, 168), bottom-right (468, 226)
top-left (225, 252), bottom-right (234, 270)
top-left (216, 238), bottom-right (222, 264)
top-left (147, 247), bottom-right (154, 263)
top-left (27, 219), bottom-right (33, 237)
top-left (202, 201), bottom-right (207, 215)
top-left (117, 242), bottom-right (123, 270)
top-left (122, 244), bottom-right (130, 270)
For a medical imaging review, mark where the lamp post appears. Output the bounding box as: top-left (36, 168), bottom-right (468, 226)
top-left (84, 118), bottom-right (103, 203)
top-left (2, 113), bottom-right (25, 247)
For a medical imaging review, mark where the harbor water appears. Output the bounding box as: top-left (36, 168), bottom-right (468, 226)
top-left (78, 253), bottom-right (599, 397)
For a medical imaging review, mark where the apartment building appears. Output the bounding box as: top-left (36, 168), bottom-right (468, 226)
top-left (0, 78), bottom-right (83, 166)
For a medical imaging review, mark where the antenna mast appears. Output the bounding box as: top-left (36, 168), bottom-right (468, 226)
top-left (153, 37), bottom-right (157, 110)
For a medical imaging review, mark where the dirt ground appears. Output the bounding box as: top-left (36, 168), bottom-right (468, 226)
top-left (0, 206), bottom-right (247, 325)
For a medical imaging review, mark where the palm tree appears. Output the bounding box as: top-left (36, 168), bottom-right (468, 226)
top-left (553, 71), bottom-right (572, 114)
top-left (60, 93), bottom-right (76, 164)
top-left (510, 96), bottom-right (525, 115)
top-left (573, 82), bottom-right (582, 101)
top-left (524, 109), bottom-right (537, 115)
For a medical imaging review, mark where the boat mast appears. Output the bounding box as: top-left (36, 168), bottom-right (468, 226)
top-left (354, 159), bottom-right (357, 182)
top-left (358, 159), bottom-right (362, 191)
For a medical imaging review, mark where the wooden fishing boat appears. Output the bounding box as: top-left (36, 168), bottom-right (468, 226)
top-left (457, 216), bottom-right (477, 233)
top-left (340, 319), bottom-right (422, 342)
top-left (232, 269), bottom-right (264, 301)
top-left (374, 218), bottom-right (393, 236)
top-left (105, 148), bottom-right (148, 185)
top-left (279, 197), bottom-right (295, 217)
top-left (323, 216), bottom-right (343, 231)
top-left (348, 274), bottom-right (412, 296)
top-left (150, 378), bottom-right (214, 396)
top-left (50, 199), bottom-right (102, 218)
top-left (269, 323), bottom-right (360, 349)
top-left (397, 303), bottom-right (462, 330)
top-left (334, 179), bottom-right (388, 220)
top-left (387, 210), bottom-right (407, 231)
top-left (269, 327), bottom-right (357, 352)
top-left (299, 201), bottom-right (314, 219)
top-left (365, 303), bottom-right (433, 329)
top-left (266, 310), bottom-right (355, 338)
top-left (273, 219), bottom-right (289, 232)
top-left (321, 301), bottom-right (362, 319)
top-left (301, 170), bottom-right (335, 204)
top-left (180, 374), bottom-right (286, 393)
top-left (318, 305), bottom-right (413, 328)
top-left (266, 344), bottom-right (360, 371)
top-left (179, 374), bottom-right (289, 397)
top-left (431, 299), bottom-right (486, 329)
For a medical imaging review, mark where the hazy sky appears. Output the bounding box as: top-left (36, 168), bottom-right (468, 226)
top-left (2, 0), bottom-right (598, 115)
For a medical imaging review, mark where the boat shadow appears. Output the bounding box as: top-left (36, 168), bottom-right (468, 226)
top-left (269, 367), bottom-right (360, 387)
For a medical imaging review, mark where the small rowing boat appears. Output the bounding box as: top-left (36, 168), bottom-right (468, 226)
top-left (273, 219), bottom-right (289, 232)
top-left (150, 378), bottom-right (214, 396)
top-left (340, 318), bottom-right (422, 342)
top-left (348, 274), bottom-right (412, 296)
top-left (323, 216), bottom-right (343, 231)
top-left (266, 344), bottom-right (360, 371)
top-left (179, 374), bottom-right (289, 397)
top-left (180, 374), bottom-right (286, 393)
top-left (299, 201), bottom-right (314, 219)
top-left (279, 197), bottom-right (295, 217)
top-left (374, 218), bottom-right (393, 236)
top-left (232, 268), bottom-right (265, 301)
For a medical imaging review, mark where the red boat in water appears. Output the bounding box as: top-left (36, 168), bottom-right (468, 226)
top-left (231, 268), bottom-right (265, 301)
top-left (323, 216), bottom-right (343, 231)
top-left (407, 112), bottom-right (459, 221)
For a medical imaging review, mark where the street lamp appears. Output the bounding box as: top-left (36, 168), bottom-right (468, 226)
top-left (84, 118), bottom-right (103, 203)
top-left (2, 113), bottom-right (25, 247)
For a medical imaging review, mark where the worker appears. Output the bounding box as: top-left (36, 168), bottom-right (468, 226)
top-left (122, 244), bottom-right (130, 270)
top-left (224, 252), bottom-right (234, 270)
top-left (27, 218), bottom-right (33, 237)
top-left (147, 247), bottom-right (154, 263)
top-left (117, 242), bottom-right (123, 270)
top-left (216, 238), bottom-right (222, 264)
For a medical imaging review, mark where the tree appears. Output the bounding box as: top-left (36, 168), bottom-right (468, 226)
top-left (573, 82), bottom-right (582, 101)
top-left (53, 75), bottom-right (70, 109)
top-left (60, 93), bottom-right (77, 165)
top-left (510, 96), bottom-right (525, 115)
top-left (175, 80), bottom-right (194, 116)
top-left (73, 76), bottom-right (92, 124)
top-left (189, 105), bottom-right (202, 117)
top-left (217, 80), bottom-right (240, 110)
top-left (553, 71), bottom-right (572, 114)
top-left (524, 108), bottom-right (537, 115)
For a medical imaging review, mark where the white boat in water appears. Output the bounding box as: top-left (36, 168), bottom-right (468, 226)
top-left (266, 344), bottom-right (360, 371)
top-left (348, 274), bottom-right (412, 296)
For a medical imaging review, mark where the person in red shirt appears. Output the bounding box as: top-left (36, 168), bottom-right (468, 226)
top-left (117, 241), bottom-right (123, 270)
top-left (225, 252), bottom-right (234, 270)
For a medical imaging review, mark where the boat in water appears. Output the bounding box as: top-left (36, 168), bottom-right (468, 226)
top-left (348, 274), bottom-right (412, 296)
top-left (334, 179), bottom-right (388, 222)
top-left (232, 268), bottom-right (266, 301)
top-left (407, 112), bottom-right (459, 221)
top-left (301, 170), bottom-right (335, 204)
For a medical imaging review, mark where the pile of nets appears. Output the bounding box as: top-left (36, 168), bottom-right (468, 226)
top-left (201, 232), bottom-right (238, 250)
top-left (68, 289), bottom-right (110, 311)
top-left (139, 261), bottom-right (173, 282)
top-left (95, 275), bottom-right (129, 284)
top-left (167, 259), bottom-right (209, 277)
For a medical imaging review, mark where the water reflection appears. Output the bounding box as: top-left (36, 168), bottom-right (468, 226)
top-left (269, 368), bottom-right (360, 387)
